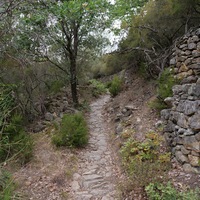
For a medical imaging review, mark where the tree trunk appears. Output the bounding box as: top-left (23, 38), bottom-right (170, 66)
top-left (70, 57), bottom-right (78, 107)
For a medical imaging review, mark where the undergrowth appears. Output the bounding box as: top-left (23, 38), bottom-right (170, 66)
top-left (108, 75), bottom-right (123, 97)
top-left (89, 79), bottom-right (107, 97)
top-left (145, 182), bottom-right (200, 200)
top-left (149, 68), bottom-right (178, 111)
top-left (0, 84), bottom-right (33, 164)
top-left (52, 113), bottom-right (88, 148)
top-left (120, 131), bottom-right (171, 187)
top-left (0, 169), bottom-right (16, 200)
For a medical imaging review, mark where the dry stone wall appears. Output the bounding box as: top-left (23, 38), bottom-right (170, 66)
top-left (161, 28), bottom-right (200, 173)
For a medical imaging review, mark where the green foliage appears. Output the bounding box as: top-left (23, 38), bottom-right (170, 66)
top-left (49, 80), bottom-right (65, 94)
top-left (0, 114), bottom-right (33, 164)
top-left (0, 84), bottom-right (33, 164)
top-left (120, 131), bottom-right (171, 187)
top-left (138, 62), bottom-right (150, 79)
top-left (113, 0), bottom-right (200, 77)
top-left (0, 170), bottom-right (15, 200)
top-left (52, 113), bottom-right (88, 148)
top-left (108, 75), bottom-right (123, 97)
top-left (149, 68), bottom-right (178, 111)
top-left (89, 79), bottom-right (107, 97)
top-left (145, 182), bottom-right (200, 200)
top-left (157, 68), bottom-right (177, 100)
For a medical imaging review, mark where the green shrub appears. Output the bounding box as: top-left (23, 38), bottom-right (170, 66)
top-left (49, 80), bottom-right (65, 94)
top-left (120, 132), bottom-right (171, 187)
top-left (89, 79), bottom-right (107, 97)
top-left (0, 114), bottom-right (33, 164)
top-left (150, 68), bottom-right (178, 111)
top-left (109, 75), bottom-right (123, 97)
top-left (0, 170), bottom-right (14, 200)
top-left (138, 62), bottom-right (149, 78)
top-left (52, 113), bottom-right (88, 148)
top-left (0, 84), bottom-right (33, 164)
top-left (157, 68), bottom-right (177, 100)
top-left (145, 182), bottom-right (200, 200)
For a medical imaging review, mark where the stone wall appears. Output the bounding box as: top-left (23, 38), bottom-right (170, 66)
top-left (161, 28), bottom-right (200, 173)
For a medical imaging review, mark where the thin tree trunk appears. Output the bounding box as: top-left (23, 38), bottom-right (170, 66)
top-left (70, 57), bottom-right (78, 107)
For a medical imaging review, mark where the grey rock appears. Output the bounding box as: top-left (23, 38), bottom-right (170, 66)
top-left (173, 84), bottom-right (190, 95)
top-left (178, 128), bottom-right (186, 135)
top-left (181, 146), bottom-right (190, 155)
top-left (188, 155), bottom-right (199, 167)
top-left (192, 56), bottom-right (200, 63)
top-left (177, 56), bottom-right (187, 62)
top-left (177, 113), bottom-right (188, 128)
top-left (188, 96), bottom-right (197, 100)
top-left (188, 43), bottom-right (196, 50)
top-left (83, 174), bottom-right (103, 181)
top-left (175, 145), bottom-right (182, 151)
top-left (195, 133), bottom-right (200, 141)
top-left (185, 50), bottom-right (192, 56)
top-left (121, 108), bottom-right (127, 114)
top-left (184, 100), bottom-right (199, 116)
top-left (184, 136), bottom-right (199, 151)
top-left (184, 129), bottom-right (194, 136)
top-left (125, 105), bottom-right (136, 110)
top-left (123, 109), bottom-right (132, 117)
top-left (170, 111), bottom-right (180, 123)
top-left (183, 163), bottom-right (199, 173)
top-left (176, 100), bottom-right (185, 113)
top-left (170, 58), bottom-right (176, 65)
top-left (115, 124), bottom-right (123, 134)
top-left (160, 109), bottom-right (171, 120)
top-left (189, 35), bottom-right (199, 43)
top-left (176, 137), bottom-right (184, 145)
top-left (115, 113), bottom-right (122, 122)
top-left (192, 50), bottom-right (200, 58)
top-left (164, 121), bottom-right (175, 132)
top-left (164, 97), bottom-right (174, 107)
top-left (197, 42), bottom-right (200, 50)
top-left (191, 151), bottom-right (199, 156)
top-left (175, 151), bottom-right (189, 164)
top-left (45, 112), bottom-right (54, 121)
top-left (71, 181), bottom-right (80, 191)
top-left (185, 57), bottom-right (193, 65)
top-left (195, 28), bottom-right (200, 37)
top-left (179, 44), bottom-right (188, 49)
top-left (172, 85), bottom-right (183, 95)
top-left (188, 84), bottom-right (200, 97)
top-left (181, 76), bottom-right (197, 84)
top-left (189, 113), bottom-right (200, 131)
top-left (155, 120), bottom-right (163, 128)
top-left (188, 63), bottom-right (200, 70)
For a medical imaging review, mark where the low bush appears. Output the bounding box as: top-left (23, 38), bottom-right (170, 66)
top-left (108, 75), bottom-right (123, 97)
top-left (0, 84), bottom-right (33, 164)
top-left (0, 170), bottom-right (15, 200)
top-left (145, 182), bottom-right (200, 200)
top-left (0, 114), bottom-right (33, 164)
top-left (120, 131), bottom-right (171, 187)
top-left (49, 79), bottom-right (65, 94)
top-left (157, 68), bottom-right (177, 100)
top-left (89, 79), bottom-right (107, 97)
top-left (150, 68), bottom-right (178, 111)
top-left (52, 113), bottom-right (88, 148)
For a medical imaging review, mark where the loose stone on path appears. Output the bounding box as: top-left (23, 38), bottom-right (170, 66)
top-left (70, 95), bottom-right (119, 200)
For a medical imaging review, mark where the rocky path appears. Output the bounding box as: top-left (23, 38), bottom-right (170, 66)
top-left (13, 95), bottom-right (120, 199)
top-left (69, 95), bottom-right (119, 200)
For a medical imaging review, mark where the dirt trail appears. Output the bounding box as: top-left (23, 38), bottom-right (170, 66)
top-left (69, 94), bottom-right (119, 200)
top-left (13, 94), bottom-right (120, 200)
